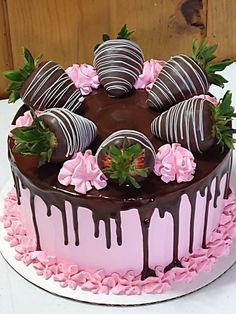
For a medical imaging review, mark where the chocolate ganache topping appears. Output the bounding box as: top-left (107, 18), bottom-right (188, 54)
top-left (9, 88), bottom-right (232, 279)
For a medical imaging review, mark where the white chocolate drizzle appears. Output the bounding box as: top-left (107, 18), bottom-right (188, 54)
top-left (21, 61), bottom-right (84, 112)
top-left (148, 55), bottom-right (209, 110)
top-left (94, 39), bottom-right (144, 96)
top-left (39, 108), bottom-right (97, 157)
top-left (96, 129), bottom-right (156, 159)
top-left (151, 98), bottom-right (205, 153)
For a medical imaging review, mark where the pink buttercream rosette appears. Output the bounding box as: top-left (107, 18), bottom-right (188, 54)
top-left (9, 110), bottom-right (41, 134)
top-left (58, 150), bottom-right (107, 194)
top-left (134, 59), bottom-right (166, 91)
top-left (66, 64), bottom-right (100, 95)
top-left (154, 143), bottom-right (196, 183)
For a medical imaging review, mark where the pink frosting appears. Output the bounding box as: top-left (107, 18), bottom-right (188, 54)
top-left (193, 94), bottom-right (219, 106)
top-left (1, 189), bottom-right (236, 295)
top-left (9, 110), bottom-right (41, 134)
top-left (58, 150), bottom-right (107, 194)
top-left (65, 64), bottom-right (100, 95)
top-left (154, 143), bottom-right (196, 183)
top-left (134, 59), bottom-right (166, 91)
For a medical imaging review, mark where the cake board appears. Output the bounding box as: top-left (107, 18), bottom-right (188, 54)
top-left (1, 178), bottom-right (236, 306)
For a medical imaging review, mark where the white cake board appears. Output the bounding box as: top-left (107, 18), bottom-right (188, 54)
top-left (0, 180), bottom-right (236, 306)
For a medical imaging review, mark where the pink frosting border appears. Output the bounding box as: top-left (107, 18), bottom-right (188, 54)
top-left (1, 189), bottom-right (236, 295)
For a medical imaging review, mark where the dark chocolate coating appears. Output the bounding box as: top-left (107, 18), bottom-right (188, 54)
top-left (20, 61), bottom-right (84, 112)
top-left (94, 39), bottom-right (144, 97)
top-left (147, 55), bottom-right (209, 111)
top-left (151, 98), bottom-right (216, 154)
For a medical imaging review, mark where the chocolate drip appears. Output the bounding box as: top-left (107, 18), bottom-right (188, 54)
top-left (114, 211), bottom-right (122, 246)
top-left (9, 138), bottom-right (232, 279)
top-left (46, 204), bottom-right (51, 217)
top-left (58, 202), bottom-right (68, 245)
top-left (104, 218), bottom-right (111, 249)
top-left (164, 198), bottom-right (182, 272)
top-left (188, 193), bottom-right (197, 253)
top-left (29, 192), bottom-right (41, 250)
top-left (224, 154), bottom-right (232, 199)
top-left (12, 171), bottom-right (21, 205)
top-left (213, 176), bottom-right (221, 208)
top-left (72, 204), bottom-right (79, 246)
top-left (202, 186), bottom-right (212, 248)
top-left (93, 213), bottom-right (100, 238)
top-left (139, 206), bottom-right (156, 280)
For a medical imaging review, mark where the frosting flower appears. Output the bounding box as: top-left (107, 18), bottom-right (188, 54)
top-left (134, 59), bottom-right (166, 91)
top-left (9, 110), bottom-right (41, 134)
top-left (65, 64), bottom-right (100, 95)
top-left (154, 143), bottom-right (196, 183)
top-left (58, 150), bottom-right (107, 194)
top-left (193, 94), bottom-right (218, 106)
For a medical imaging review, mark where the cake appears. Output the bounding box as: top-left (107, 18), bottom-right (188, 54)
top-left (2, 25), bottom-right (236, 296)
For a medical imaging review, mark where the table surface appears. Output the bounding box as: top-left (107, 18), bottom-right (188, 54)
top-left (1, 64), bottom-right (236, 314)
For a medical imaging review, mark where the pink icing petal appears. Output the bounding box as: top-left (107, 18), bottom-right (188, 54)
top-left (66, 64), bottom-right (100, 95)
top-left (134, 59), bottom-right (166, 90)
top-left (58, 150), bottom-right (107, 195)
top-left (154, 143), bottom-right (196, 184)
top-left (9, 110), bottom-right (41, 135)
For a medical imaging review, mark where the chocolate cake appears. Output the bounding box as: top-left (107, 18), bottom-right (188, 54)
top-left (2, 26), bottom-right (236, 295)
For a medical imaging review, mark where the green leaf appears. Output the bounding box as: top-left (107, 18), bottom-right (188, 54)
top-left (102, 34), bottom-right (110, 42)
top-left (8, 91), bottom-right (20, 103)
top-left (117, 24), bottom-right (134, 40)
top-left (207, 73), bottom-right (228, 88)
top-left (3, 69), bottom-right (25, 81)
top-left (6, 80), bottom-right (23, 92)
top-left (23, 47), bottom-right (35, 68)
top-left (34, 54), bottom-right (43, 66)
top-left (206, 59), bottom-right (234, 74)
top-left (128, 175), bottom-right (141, 188)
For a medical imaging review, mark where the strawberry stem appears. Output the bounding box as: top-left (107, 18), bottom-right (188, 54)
top-left (192, 39), bottom-right (234, 88)
top-left (11, 110), bottom-right (57, 167)
top-left (3, 48), bottom-right (42, 103)
top-left (102, 141), bottom-right (149, 188)
top-left (212, 90), bottom-right (236, 151)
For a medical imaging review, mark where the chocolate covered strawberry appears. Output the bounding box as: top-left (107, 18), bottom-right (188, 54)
top-left (3, 48), bottom-right (84, 112)
top-left (94, 24), bottom-right (144, 97)
top-left (11, 108), bottom-right (97, 166)
top-left (147, 40), bottom-right (233, 111)
top-left (151, 91), bottom-right (236, 154)
top-left (96, 130), bottom-right (156, 188)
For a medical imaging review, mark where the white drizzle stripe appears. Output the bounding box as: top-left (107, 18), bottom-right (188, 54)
top-left (21, 61), bottom-right (84, 112)
top-left (96, 129), bottom-right (156, 159)
top-left (151, 98), bottom-right (205, 153)
top-left (94, 39), bottom-right (144, 95)
top-left (39, 108), bottom-right (97, 157)
top-left (148, 55), bottom-right (209, 110)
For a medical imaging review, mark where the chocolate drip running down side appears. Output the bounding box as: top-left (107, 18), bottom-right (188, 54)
top-left (10, 149), bottom-right (232, 279)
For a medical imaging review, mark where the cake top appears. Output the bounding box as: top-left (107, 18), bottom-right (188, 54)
top-left (3, 24), bottom-right (236, 195)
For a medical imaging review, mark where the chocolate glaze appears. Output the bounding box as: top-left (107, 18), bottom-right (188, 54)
top-left (20, 61), bottom-right (84, 112)
top-left (9, 88), bottom-right (232, 279)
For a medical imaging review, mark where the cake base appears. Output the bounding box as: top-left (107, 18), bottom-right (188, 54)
top-left (1, 180), bottom-right (236, 306)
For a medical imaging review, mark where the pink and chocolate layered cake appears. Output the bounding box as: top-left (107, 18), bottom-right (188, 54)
top-left (2, 26), bottom-right (236, 295)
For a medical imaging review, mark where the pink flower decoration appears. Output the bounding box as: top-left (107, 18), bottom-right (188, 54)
top-left (134, 59), bottom-right (166, 91)
top-left (66, 64), bottom-right (100, 95)
top-left (193, 94), bottom-right (219, 106)
top-left (58, 150), bottom-right (107, 194)
top-left (154, 143), bottom-right (196, 183)
top-left (9, 110), bottom-right (41, 134)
